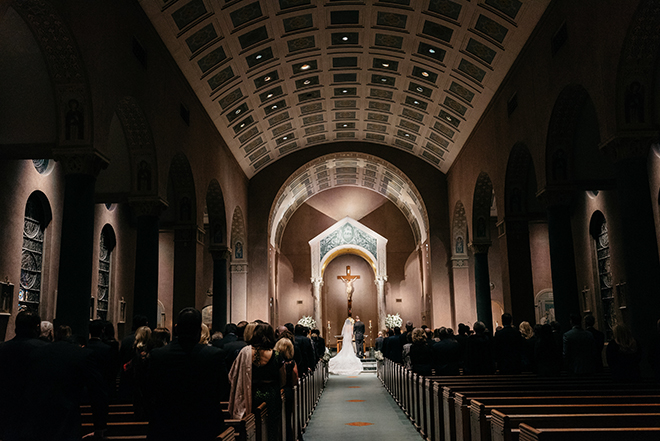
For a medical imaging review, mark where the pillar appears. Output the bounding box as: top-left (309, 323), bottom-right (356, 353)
top-left (211, 247), bottom-right (230, 332)
top-left (500, 218), bottom-right (536, 324)
top-left (54, 150), bottom-right (107, 338)
top-left (129, 197), bottom-right (167, 330)
top-left (311, 277), bottom-right (323, 333)
top-left (603, 134), bottom-right (660, 348)
top-left (538, 189), bottom-right (580, 332)
top-left (172, 225), bottom-right (202, 317)
top-left (230, 262), bottom-right (248, 322)
top-left (471, 243), bottom-right (493, 333)
top-left (376, 276), bottom-right (387, 332)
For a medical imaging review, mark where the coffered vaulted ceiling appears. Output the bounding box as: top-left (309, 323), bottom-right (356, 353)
top-left (139, 0), bottom-right (550, 178)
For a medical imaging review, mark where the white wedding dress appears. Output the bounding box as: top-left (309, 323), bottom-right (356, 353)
top-left (328, 318), bottom-right (364, 375)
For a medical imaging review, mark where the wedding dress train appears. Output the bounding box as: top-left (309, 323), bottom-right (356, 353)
top-left (328, 318), bottom-right (363, 375)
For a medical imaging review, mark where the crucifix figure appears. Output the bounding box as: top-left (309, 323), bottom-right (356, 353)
top-left (338, 265), bottom-right (360, 317)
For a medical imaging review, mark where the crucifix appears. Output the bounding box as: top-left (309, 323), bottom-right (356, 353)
top-left (338, 265), bottom-right (360, 317)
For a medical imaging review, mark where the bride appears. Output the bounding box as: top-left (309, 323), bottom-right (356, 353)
top-left (328, 318), bottom-right (363, 375)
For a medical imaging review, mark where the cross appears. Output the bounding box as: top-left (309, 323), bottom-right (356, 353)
top-left (338, 265), bottom-right (360, 317)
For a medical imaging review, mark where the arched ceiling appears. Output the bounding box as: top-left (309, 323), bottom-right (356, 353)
top-left (139, 0), bottom-right (550, 178)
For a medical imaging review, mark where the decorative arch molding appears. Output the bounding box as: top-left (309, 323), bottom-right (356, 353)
top-left (615, 0), bottom-right (660, 131)
top-left (452, 200), bottom-right (468, 263)
top-left (114, 97), bottom-right (158, 195)
top-left (472, 172), bottom-right (493, 243)
top-left (545, 84), bottom-right (589, 185)
top-left (167, 152), bottom-right (197, 225)
top-left (505, 143), bottom-right (534, 216)
top-left (205, 179), bottom-right (227, 247)
top-left (12, 0), bottom-right (92, 146)
top-left (268, 152), bottom-right (429, 250)
top-left (230, 206), bottom-right (246, 263)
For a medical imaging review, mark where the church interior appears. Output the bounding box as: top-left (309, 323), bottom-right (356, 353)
top-left (1, 0), bottom-right (659, 360)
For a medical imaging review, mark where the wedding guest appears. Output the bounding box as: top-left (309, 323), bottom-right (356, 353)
top-left (310, 328), bottom-right (326, 361)
top-left (584, 314), bottom-right (605, 371)
top-left (431, 328), bottom-right (461, 376)
top-left (146, 308), bottom-right (228, 440)
top-left (409, 328), bottom-right (433, 376)
top-left (200, 323), bottom-right (211, 345)
top-left (493, 313), bottom-right (524, 374)
top-left (39, 320), bottom-right (54, 342)
top-left (606, 323), bottom-right (642, 382)
top-left (563, 314), bottom-right (597, 375)
top-left (222, 320), bottom-right (248, 370)
top-left (386, 327), bottom-right (403, 363)
top-left (464, 321), bottom-right (495, 375)
top-left (535, 323), bottom-right (562, 376)
top-left (519, 321), bottom-right (536, 372)
top-left (147, 327), bottom-right (171, 352)
top-left (375, 331), bottom-right (384, 352)
top-left (275, 337), bottom-right (298, 441)
top-left (213, 323), bottom-right (238, 349)
top-left (294, 324), bottom-right (315, 374)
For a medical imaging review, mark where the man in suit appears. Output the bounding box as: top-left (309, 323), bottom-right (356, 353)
top-left (295, 324), bottom-right (316, 373)
top-left (145, 308), bottom-right (229, 441)
top-left (354, 316), bottom-right (365, 358)
top-left (310, 328), bottom-right (326, 361)
top-left (386, 327), bottom-right (403, 363)
top-left (87, 319), bottom-right (119, 405)
top-left (493, 313), bottom-right (524, 374)
top-left (584, 314), bottom-right (605, 371)
top-left (220, 320), bottom-right (248, 371)
top-left (212, 323), bottom-right (238, 349)
top-left (563, 313), bottom-right (597, 375)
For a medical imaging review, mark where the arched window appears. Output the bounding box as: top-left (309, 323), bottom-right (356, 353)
top-left (590, 212), bottom-right (614, 339)
top-left (19, 194), bottom-right (49, 312)
top-left (97, 225), bottom-right (116, 321)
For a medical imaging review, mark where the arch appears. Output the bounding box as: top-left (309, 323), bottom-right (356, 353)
top-left (589, 210), bottom-right (615, 339)
top-left (505, 143), bottom-right (537, 216)
top-left (545, 84), bottom-right (590, 185)
top-left (472, 172), bottom-right (493, 242)
top-left (12, 0), bottom-right (92, 146)
top-left (113, 96), bottom-right (159, 196)
top-left (231, 206), bottom-right (246, 261)
top-left (452, 200), bottom-right (468, 257)
top-left (19, 191), bottom-right (52, 312)
top-left (206, 179), bottom-right (227, 246)
top-left (268, 152), bottom-right (430, 250)
top-left (167, 152), bottom-right (197, 225)
top-left (615, 0), bottom-right (660, 131)
top-left (96, 224), bottom-right (116, 321)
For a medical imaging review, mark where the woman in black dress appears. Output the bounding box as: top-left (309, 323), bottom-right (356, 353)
top-left (249, 323), bottom-right (285, 441)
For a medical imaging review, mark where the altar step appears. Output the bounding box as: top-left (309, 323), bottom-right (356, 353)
top-left (361, 357), bottom-right (377, 371)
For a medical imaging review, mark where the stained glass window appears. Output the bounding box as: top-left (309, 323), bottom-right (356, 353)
top-left (595, 217), bottom-right (614, 340)
top-left (97, 227), bottom-right (114, 320)
top-left (19, 197), bottom-right (45, 312)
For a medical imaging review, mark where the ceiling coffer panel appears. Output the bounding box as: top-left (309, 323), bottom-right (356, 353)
top-left (140, 0), bottom-right (550, 178)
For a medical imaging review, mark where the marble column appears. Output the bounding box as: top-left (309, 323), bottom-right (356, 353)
top-left (211, 246), bottom-right (231, 332)
top-left (602, 134), bottom-right (660, 345)
top-left (230, 262), bottom-right (248, 322)
top-left (501, 217), bottom-right (535, 324)
top-left (375, 276), bottom-right (387, 332)
top-left (538, 189), bottom-right (580, 332)
top-left (311, 277), bottom-right (324, 333)
top-left (129, 197), bottom-right (167, 330)
top-left (54, 150), bottom-right (108, 338)
top-left (471, 243), bottom-right (493, 333)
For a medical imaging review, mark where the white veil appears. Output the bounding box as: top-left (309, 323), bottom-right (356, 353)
top-left (329, 317), bottom-right (363, 375)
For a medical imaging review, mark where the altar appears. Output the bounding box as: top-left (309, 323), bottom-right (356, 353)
top-left (335, 335), bottom-right (355, 352)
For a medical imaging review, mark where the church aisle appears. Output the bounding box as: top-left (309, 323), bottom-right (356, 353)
top-left (303, 372), bottom-right (423, 441)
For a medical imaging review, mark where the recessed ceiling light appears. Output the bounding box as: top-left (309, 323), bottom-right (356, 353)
top-left (256, 54), bottom-right (262, 59)
top-left (240, 123), bottom-right (245, 128)
top-left (343, 89), bottom-right (348, 93)
top-left (429, 48), bottom-right (435, 54)
top-left (381, 78), bottom-right (387, 82)
top-left (417, 87), bottom-right (423, 92)
top-left (301, 64), bottom-right (310, 70)
top-left (405, 133), bottom-right (410, 137)
top-left (267, 93), bottom-right (273, 98)
top-left (264, 76), bottom-right (271, 81)
top-left (272, 105), bottom-right (278, 109)
top-left (342, 36), bottom-right (349, 41)
top-left (414, 101), bottom-right (419, 105)
top-left (382, 63), bottom-right (389, 67)
top-left (235, 109), bottom-right (241, 114)
top-left (343, 124), bottom-right (348, 127)
top-left (446, 116), bottom-right (452, 121)
top-left (422, 71), bottom-right (429, 77)
top-left (304, 79), bottom-right (311, 85)
top-left (283, 136), bottom-right (287, 140)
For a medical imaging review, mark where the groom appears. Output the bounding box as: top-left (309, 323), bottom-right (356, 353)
top-left (354, 316), bottom-right (365, 358)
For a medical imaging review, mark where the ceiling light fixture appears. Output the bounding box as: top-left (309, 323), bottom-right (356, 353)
top-left (303, 79), bottom-right (311, 85)
top-left (283, 136), bottom-right (287, 140)
top-left (235, 109), bottom-right (241, 114)
top-left (446, 116), bottom-right (452, 121)
top-left (429, 48), bottom-right (435, 54)
top-left (240, 123), bottom-right (245, 128)
top-left (416, 87), bottom-right (423, 92)
top-left (342, 36), bottom-right (349, 41)
top-left (382, 63), bottom-right (389, 67)
top-left (414, 101), bottom-right (419, 105)
top-left (272, 105), bottom-right (278, 109)
top-left (267, 93), bottom-right (273, 98)
top-left (301, 64), bottom-right (311, 70)
top-left (405, 133), bottom-right (409, 137)
top-left (255, 54), bottom-right (262, 59)
top-left (343, 89), bottom-right (348, 93)
top-left (343, 124), bottom-right (348, 127)
top-left (422, 71), bottom-right (429, 77)
top-left (264, 76), bottom-right (271, 81)
top-left (381, 78), bottom-right (387, 82)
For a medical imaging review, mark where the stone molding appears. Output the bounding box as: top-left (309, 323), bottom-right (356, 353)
top-left (600, 132), bottom-right (659, 163)
top-left (128, 197), bottom-right (168, 218)
top-left (53, 147), bottom-right (109, 177)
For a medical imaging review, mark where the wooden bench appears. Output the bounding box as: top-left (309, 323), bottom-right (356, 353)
top-left (471, 401), bottom-right (660, 441)
top-left (518, 422), bottom-right (660, 441)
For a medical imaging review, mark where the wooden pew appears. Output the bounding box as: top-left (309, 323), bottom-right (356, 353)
top-left (471, 401), bottom-right (660, 441)
top-left (491, 410), bottom-right (660, 441)
top-left (225, 413), bottom-right (257, 441)
top-left (518, 422), bottom-right (660, 441)
top-left (218, 426), bottom-right (236, 441)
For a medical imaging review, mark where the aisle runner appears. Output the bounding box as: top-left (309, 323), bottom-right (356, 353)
top-left (304, 373), bottom-right (423, 441)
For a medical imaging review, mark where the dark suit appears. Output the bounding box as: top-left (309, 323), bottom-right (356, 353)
top-left (295, 335), bottom-right (316, 373)
top-left (386, 334), bottom-right (403, 363)
top-left (563, 326), bottom-right (597, 375)
top-left (87, 338), bottom-right (119, 400)
top-left (0, 336), bottom-right (49, 441)
top-left (145, 340), bottom-right (229, 441)
top-left (431, 338), bottom-right (461, 375)
top-left (375, 336), bottom-right (384, 352)
top-left (354, 320), bottom-right (365, 357)
top-left (220, 339), bottom-right (247, 371)
top-left (493, 326), bottom-right (524, 374)
top-left (211, 332), bottom-right (237, 349)
top-left (586, 326), bottom-right (605, 371)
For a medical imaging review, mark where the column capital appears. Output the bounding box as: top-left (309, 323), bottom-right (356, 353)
top-left (230, 263), bottom-right (248, 273)
top-left (310, 277), bottom-right (324, 286)
top-left (536, 186), bottom-right (575, 208)
top-left (600, 131), bottom-right (658, 163)
top-left (210, 245), bottom-right (231, 261)
top-left (469, 242), bottom-right (491, 255)
top-left (451, 257), bottom-right (469, 268)
top-left (53, 147), bottom-right (109, 177)
top-left (375, 275), bottom-right (388, 285)
top-left (129, 196), bottom-right (168, 218)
